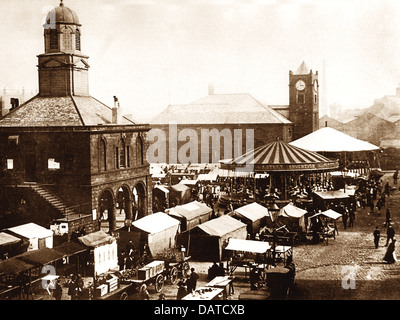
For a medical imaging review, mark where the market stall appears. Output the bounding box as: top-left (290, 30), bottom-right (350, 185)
top-left (278, 202), bottom-right (308, 233)
top-left (131, 212), bottom-right (180, 258)
top-left (0, 232), bottom-right (26, 259)
top-left (167, 201), bottom-right (212, 232)
top-left (78, 231), bottom-right (118, 276)
top-left (187, 215), bottom-right (247, 261)
top-left (169, 183), bottom-right (191, 205)
top-left (232, 202), bottom-right (270, 237)
top-left (5, 223), bottom-right (54, 251)
top-left (308, 209), bottom-right (342, 244)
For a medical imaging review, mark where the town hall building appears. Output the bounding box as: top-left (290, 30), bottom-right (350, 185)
top-left (0, 2), bottom-right (152, 236)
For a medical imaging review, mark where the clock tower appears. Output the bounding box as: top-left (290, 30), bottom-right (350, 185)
top-left (288, 61), bottom-right (319, 141)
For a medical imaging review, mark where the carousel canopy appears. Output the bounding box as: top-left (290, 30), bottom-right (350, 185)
top-left (220, 139), bottom-right (338, 172)
top-left (289, 127), bottom-right (380, 152)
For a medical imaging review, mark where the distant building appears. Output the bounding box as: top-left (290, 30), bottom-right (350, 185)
top-left (149, 61), bottom-right (320, 164)
top-left (0, 2), bottom-right (152, 235)
top-left (0, 88), bottom-right (36, 117)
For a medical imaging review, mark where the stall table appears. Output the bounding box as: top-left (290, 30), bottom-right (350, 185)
top-left (181, 287), bottom-right (224, 300)
top-left (205, 276), bottom-right (235, 298)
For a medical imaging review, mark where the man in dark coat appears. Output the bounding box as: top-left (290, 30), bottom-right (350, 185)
top-left (373, 226), bottom-right (380, 249)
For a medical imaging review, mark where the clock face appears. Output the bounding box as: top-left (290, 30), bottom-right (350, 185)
top-left (296, 80), bottom-right (306, 91)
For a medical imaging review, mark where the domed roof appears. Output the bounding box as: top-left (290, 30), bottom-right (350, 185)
top-left (45, 1), bottom-right (80, 26)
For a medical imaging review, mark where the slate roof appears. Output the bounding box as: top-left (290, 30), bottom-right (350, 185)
top-left (0, 95), bottom-right (135, 127)
top-left (150, 93), bottom-right (291, 125)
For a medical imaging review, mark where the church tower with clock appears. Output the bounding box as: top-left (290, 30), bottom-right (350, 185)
top-left (288, 61), bottom-right (319, 141)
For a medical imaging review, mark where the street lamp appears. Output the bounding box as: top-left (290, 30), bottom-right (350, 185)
top-left (342, 167), bottom-right (348, 193)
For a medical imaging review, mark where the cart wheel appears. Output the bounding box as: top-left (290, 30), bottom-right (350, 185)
top-left (181, 262), bottom-right (190, 278)
top-left (120, 292), bottom-right (128, 300)
top-left (169, 267), bottom-right (178, 284)
top-left (155, 274), bottom-right (164, 293)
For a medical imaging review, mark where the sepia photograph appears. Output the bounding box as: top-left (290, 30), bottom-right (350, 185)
top-left (1, 0), bottom-right (400, 308)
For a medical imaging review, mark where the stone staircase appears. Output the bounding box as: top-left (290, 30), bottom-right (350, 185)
top-left (24, 182), bottom-right (76, 218)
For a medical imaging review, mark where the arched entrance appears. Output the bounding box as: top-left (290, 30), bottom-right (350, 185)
top-left (116, 186), bottom-right (132, 229)
top-left (132, 182), bottom-right (147, 221)
top-left (99, 189), bottom-right (115, 232)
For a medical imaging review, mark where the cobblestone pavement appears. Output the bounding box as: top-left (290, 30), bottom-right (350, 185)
top-left (41, 173), bottom-right (400, 300)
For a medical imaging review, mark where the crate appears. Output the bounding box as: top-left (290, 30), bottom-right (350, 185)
top-left (137, 260), bottom-right (165, 281)
top-left (106, 275), bottom-right (119, 293)
top-left (96, 284), bottom-right (108, 297)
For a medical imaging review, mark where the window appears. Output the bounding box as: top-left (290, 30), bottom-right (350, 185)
top-left (50, 29), bottom-right (58, 50)
top-left (48, 158), bottom-right (60, 170)
top-left (314, 94), bottom-right (318, 104)
top-left (62, 27), bottom-right (72, 50)
top-left (6, 159), bottom-right (13, 170)
top-left (136, 136), bottom-right (144, 166)
top-left (99, 139), bottom-right (107, 172)
top-left (296, 92), bottom-right (305, 104)
top-left (115, 147), bottom-right (119, 169)
top-left (119, 141), bottom-right (126, 168)
top-left (75, 29), bottom-right (81, 51)
top-left (126, 146), bottom-right (130, 168)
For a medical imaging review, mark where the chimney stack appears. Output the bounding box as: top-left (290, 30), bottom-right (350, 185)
top-left (112, 96), bottom-right (120, 124)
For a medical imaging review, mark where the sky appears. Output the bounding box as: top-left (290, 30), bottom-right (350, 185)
top-left (1, 0), bottom-right (400, 122)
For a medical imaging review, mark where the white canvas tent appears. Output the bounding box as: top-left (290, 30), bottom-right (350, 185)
top-left (289, 127), bottom-right (379, 152)
top-left (167, 201), bottom-right (212, 231)
top-left (233, 202), bottom-right (270, 236)
top-left (6, 223), bottom-right (53, 251)
top-left (279, 203), bottom-right (308, 232)
top-left (131, 212), bottom-right (180, 257)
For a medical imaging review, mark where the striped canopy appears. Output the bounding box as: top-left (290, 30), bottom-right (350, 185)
top-left (220, 140), bottom-right (338, 172)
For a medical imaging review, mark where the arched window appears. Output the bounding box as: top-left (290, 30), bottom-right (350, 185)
top-left (136, 136), bottom-right (144, 166)
top-left (62, 27), bottom-right (72, 50)
top-left (75, 29), bottom-right (81, 51)
top-left (49, 29), bottom-right (58, 50)
top-left (99, 139), bottom-right (107, 172)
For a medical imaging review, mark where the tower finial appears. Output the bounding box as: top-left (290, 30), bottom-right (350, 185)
top-left (60, 0), bottom-right (64, 6)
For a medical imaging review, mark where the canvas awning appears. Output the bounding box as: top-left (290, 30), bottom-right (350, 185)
top-left (154, 185), bottom-right (169, 194)
top-left (309, 209), bottom-right (342, 220)
top-left (194, 215), bottom-right (246, 237)
top-left (78, 231), bottom-right (115, 248)
top-left (289, 127), bottom-right (380, 152)
top-left (131, 212), bottom-right (180, 235)
top-left (168, 201), bottom-right (212, 220)
top-left (224, 238), bottom-right (271, 254)
top-left (314, 190), bottom-right (350, 200)
top-left (0, 232), bottom-right (21, 246)
top-left (179, 179), bottom-right (198, 186)
top-left (233, 202), bottom-right (270, 222)
top-left (279, 203), bottom-right (307, 218)
top-left (197, 173), bottom-right (218, 181)
top-left (220, 139), bottom-right (338, 172)
top-left (0, 258), bottom-right (34, 276)
top-left (16, 247), bottom-right (64, 266)
top-left (53, 241), bottom-right (87, 257)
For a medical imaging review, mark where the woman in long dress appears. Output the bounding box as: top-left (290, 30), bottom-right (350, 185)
top-left (384, 238), bottom-right (397, 264)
